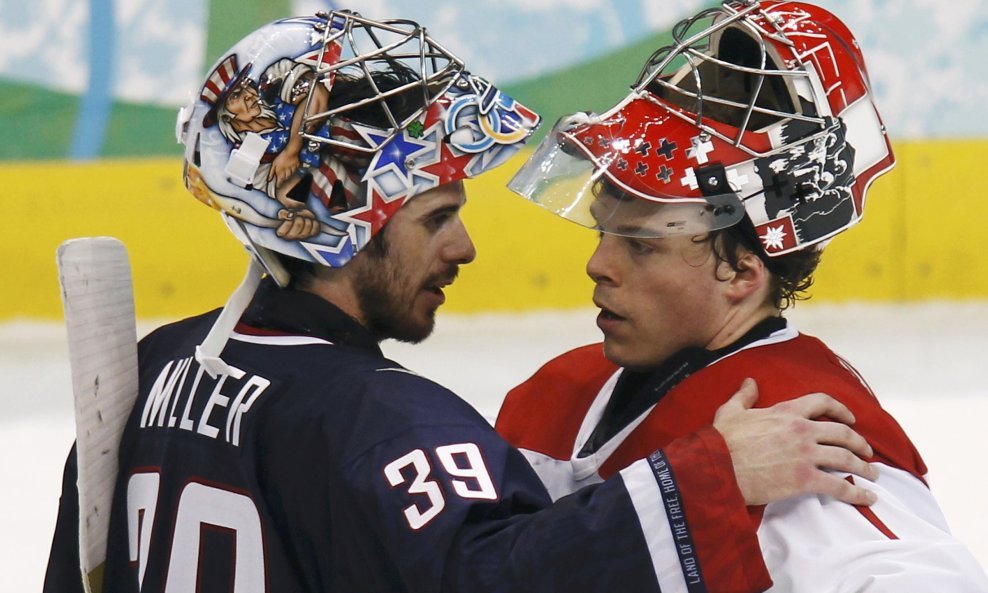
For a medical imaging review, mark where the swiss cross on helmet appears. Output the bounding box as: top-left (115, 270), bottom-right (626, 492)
top-left (178, 12), bottom-right (541, 282)
top-left (509, 0), bottom-right (893, 256)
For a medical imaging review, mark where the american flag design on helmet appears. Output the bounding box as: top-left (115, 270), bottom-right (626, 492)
top-left (178, 12), bottom-right (540, 271)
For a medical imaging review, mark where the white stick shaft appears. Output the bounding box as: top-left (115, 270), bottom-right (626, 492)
top-left (57, 237), bottom-right (139, 593)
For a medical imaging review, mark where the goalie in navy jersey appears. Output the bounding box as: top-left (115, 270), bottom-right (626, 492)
top-left (501, 1), bottom-right (988, 591)
top-left (45, 10), bottom-right (888, 593)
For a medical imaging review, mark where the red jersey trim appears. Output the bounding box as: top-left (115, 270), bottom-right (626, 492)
top-left (848, 476), bottom-right (899, 540)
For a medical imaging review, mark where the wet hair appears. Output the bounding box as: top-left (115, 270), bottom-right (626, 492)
top-left (700, 218), bottom-right (821, 311)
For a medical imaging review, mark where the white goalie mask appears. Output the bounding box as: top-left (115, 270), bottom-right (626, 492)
top-left (178, 12), bottom-right (540, 282)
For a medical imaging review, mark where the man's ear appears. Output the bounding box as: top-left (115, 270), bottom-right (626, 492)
top-left (725, 250), bottom-right (769, 303)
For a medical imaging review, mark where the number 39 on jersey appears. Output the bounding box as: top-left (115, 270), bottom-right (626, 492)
top-left (384, 443), bottom-right (497, 530)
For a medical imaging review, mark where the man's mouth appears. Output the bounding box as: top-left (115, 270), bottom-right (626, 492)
top-left (425, 269), bottom-right (458, 297)
top-left (593, 298), bottom-right (625, 321)
top-left (594, 297), bottom-right (628, 334)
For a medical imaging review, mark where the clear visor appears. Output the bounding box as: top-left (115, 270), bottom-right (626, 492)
top-left (507, 119), bottom-right (743, 238)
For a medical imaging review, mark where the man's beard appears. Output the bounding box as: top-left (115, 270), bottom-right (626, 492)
top-left (353, 253), bottom-right (457, 344)
top-left (356, 274), bottom-right (433, 343)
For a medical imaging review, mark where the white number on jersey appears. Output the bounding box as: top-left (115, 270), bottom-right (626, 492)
top-left (126, 472), bottom-right (265, 592)
top-left (384, 442), bottom-right (497, 530)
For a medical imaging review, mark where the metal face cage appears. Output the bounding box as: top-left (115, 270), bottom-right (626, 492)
top-left (298, 10), bottom-right (466, 154)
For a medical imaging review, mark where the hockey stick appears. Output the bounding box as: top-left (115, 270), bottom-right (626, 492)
top-left (57, 237), bottom-right (140, 593)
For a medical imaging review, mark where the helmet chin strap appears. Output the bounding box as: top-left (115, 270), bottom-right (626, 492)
top-left (195, 256), bottom-right (265, 378)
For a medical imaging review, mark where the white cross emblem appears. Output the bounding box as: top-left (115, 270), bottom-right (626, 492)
top-left (687, 135), bottom-right (715, 164)
top-left (727, 169), bottom-right (749, 191)
top-left (680, 167), bottom-right (699, 190)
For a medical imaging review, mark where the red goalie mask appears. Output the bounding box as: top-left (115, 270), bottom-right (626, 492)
top-left (509, 0), bottom-right (894, 256)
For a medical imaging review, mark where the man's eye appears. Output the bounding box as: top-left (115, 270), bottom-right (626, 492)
top-left (425, 212), bottom-right (453, 231)
top-left (627, 238), bottom-right (654, 255)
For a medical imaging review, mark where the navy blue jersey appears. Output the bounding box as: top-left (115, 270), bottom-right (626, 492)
top-left (48, 281), bottom-right (683, 593)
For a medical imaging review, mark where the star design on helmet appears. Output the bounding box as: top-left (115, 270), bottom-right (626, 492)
top-left (333, 187), bottom-right (409, 238)
top-left (422, 140), bottom-right (478, 186)
top-left (760, 224), bottom-right (788, 251)
top-left (403, 120), bottom-right (447, 195)
top-left (355, 122), bottom-right (440, 202)
top-left (365, 130), bottom-right (434, 180)
top-left (300, 234), bottom-right (357, 268)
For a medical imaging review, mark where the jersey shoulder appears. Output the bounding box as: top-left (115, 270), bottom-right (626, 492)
top-left (233, 338), bottom-right (495, 465)
top-left (692, 331), bottom-right (928, 478)
top-left (497, 343), bottom-right (617, 454)
top-left (137, 308), bottom-right (222, 361)
top-left (134, 313), bottom-right (492, 468)
top-left (706, 330), bottom-right (873, 404)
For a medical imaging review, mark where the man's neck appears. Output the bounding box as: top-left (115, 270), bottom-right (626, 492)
top-left (303, 270), bottom-right (368, 330)
top-left (706, 302), bottom-right (780, 351)
top-left (579, 315), bottom-right (788, 457)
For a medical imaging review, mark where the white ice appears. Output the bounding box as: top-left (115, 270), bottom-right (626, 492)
top-left (2, 302), bottom-right (986, 589)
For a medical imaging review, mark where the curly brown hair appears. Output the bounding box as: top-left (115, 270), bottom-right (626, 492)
top-left (590, 177), bottom-right (821, 310)
top-left (699, 217), bottom-right (822, 311)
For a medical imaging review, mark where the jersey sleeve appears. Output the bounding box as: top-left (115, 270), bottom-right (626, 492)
top-left (758, 464), bottom-right (988, 591)
top-left (654, 427), bottom-right (774, 592)
top-left (331, 365), bottom-right (660, 592)
top-left (345, 419), bottom-right (667, 592)
top-left (341, 365), bottom-right (776, 593)
top-left (43, 444), bottom-right (86, 593)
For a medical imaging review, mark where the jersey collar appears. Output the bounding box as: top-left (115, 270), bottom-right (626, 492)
top-left (579, 316), bottom-right (788, 457)
top-left (236, 277), bottom-right (383, 355)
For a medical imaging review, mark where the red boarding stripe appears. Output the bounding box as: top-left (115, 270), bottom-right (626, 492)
top-left (233, 322), bottom-right (300, 338)
top-left (848, 476), bottom-right (899, 540)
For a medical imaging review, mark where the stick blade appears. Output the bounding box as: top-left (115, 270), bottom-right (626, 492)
top-left (57, 237), bottom-right (139, 593)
